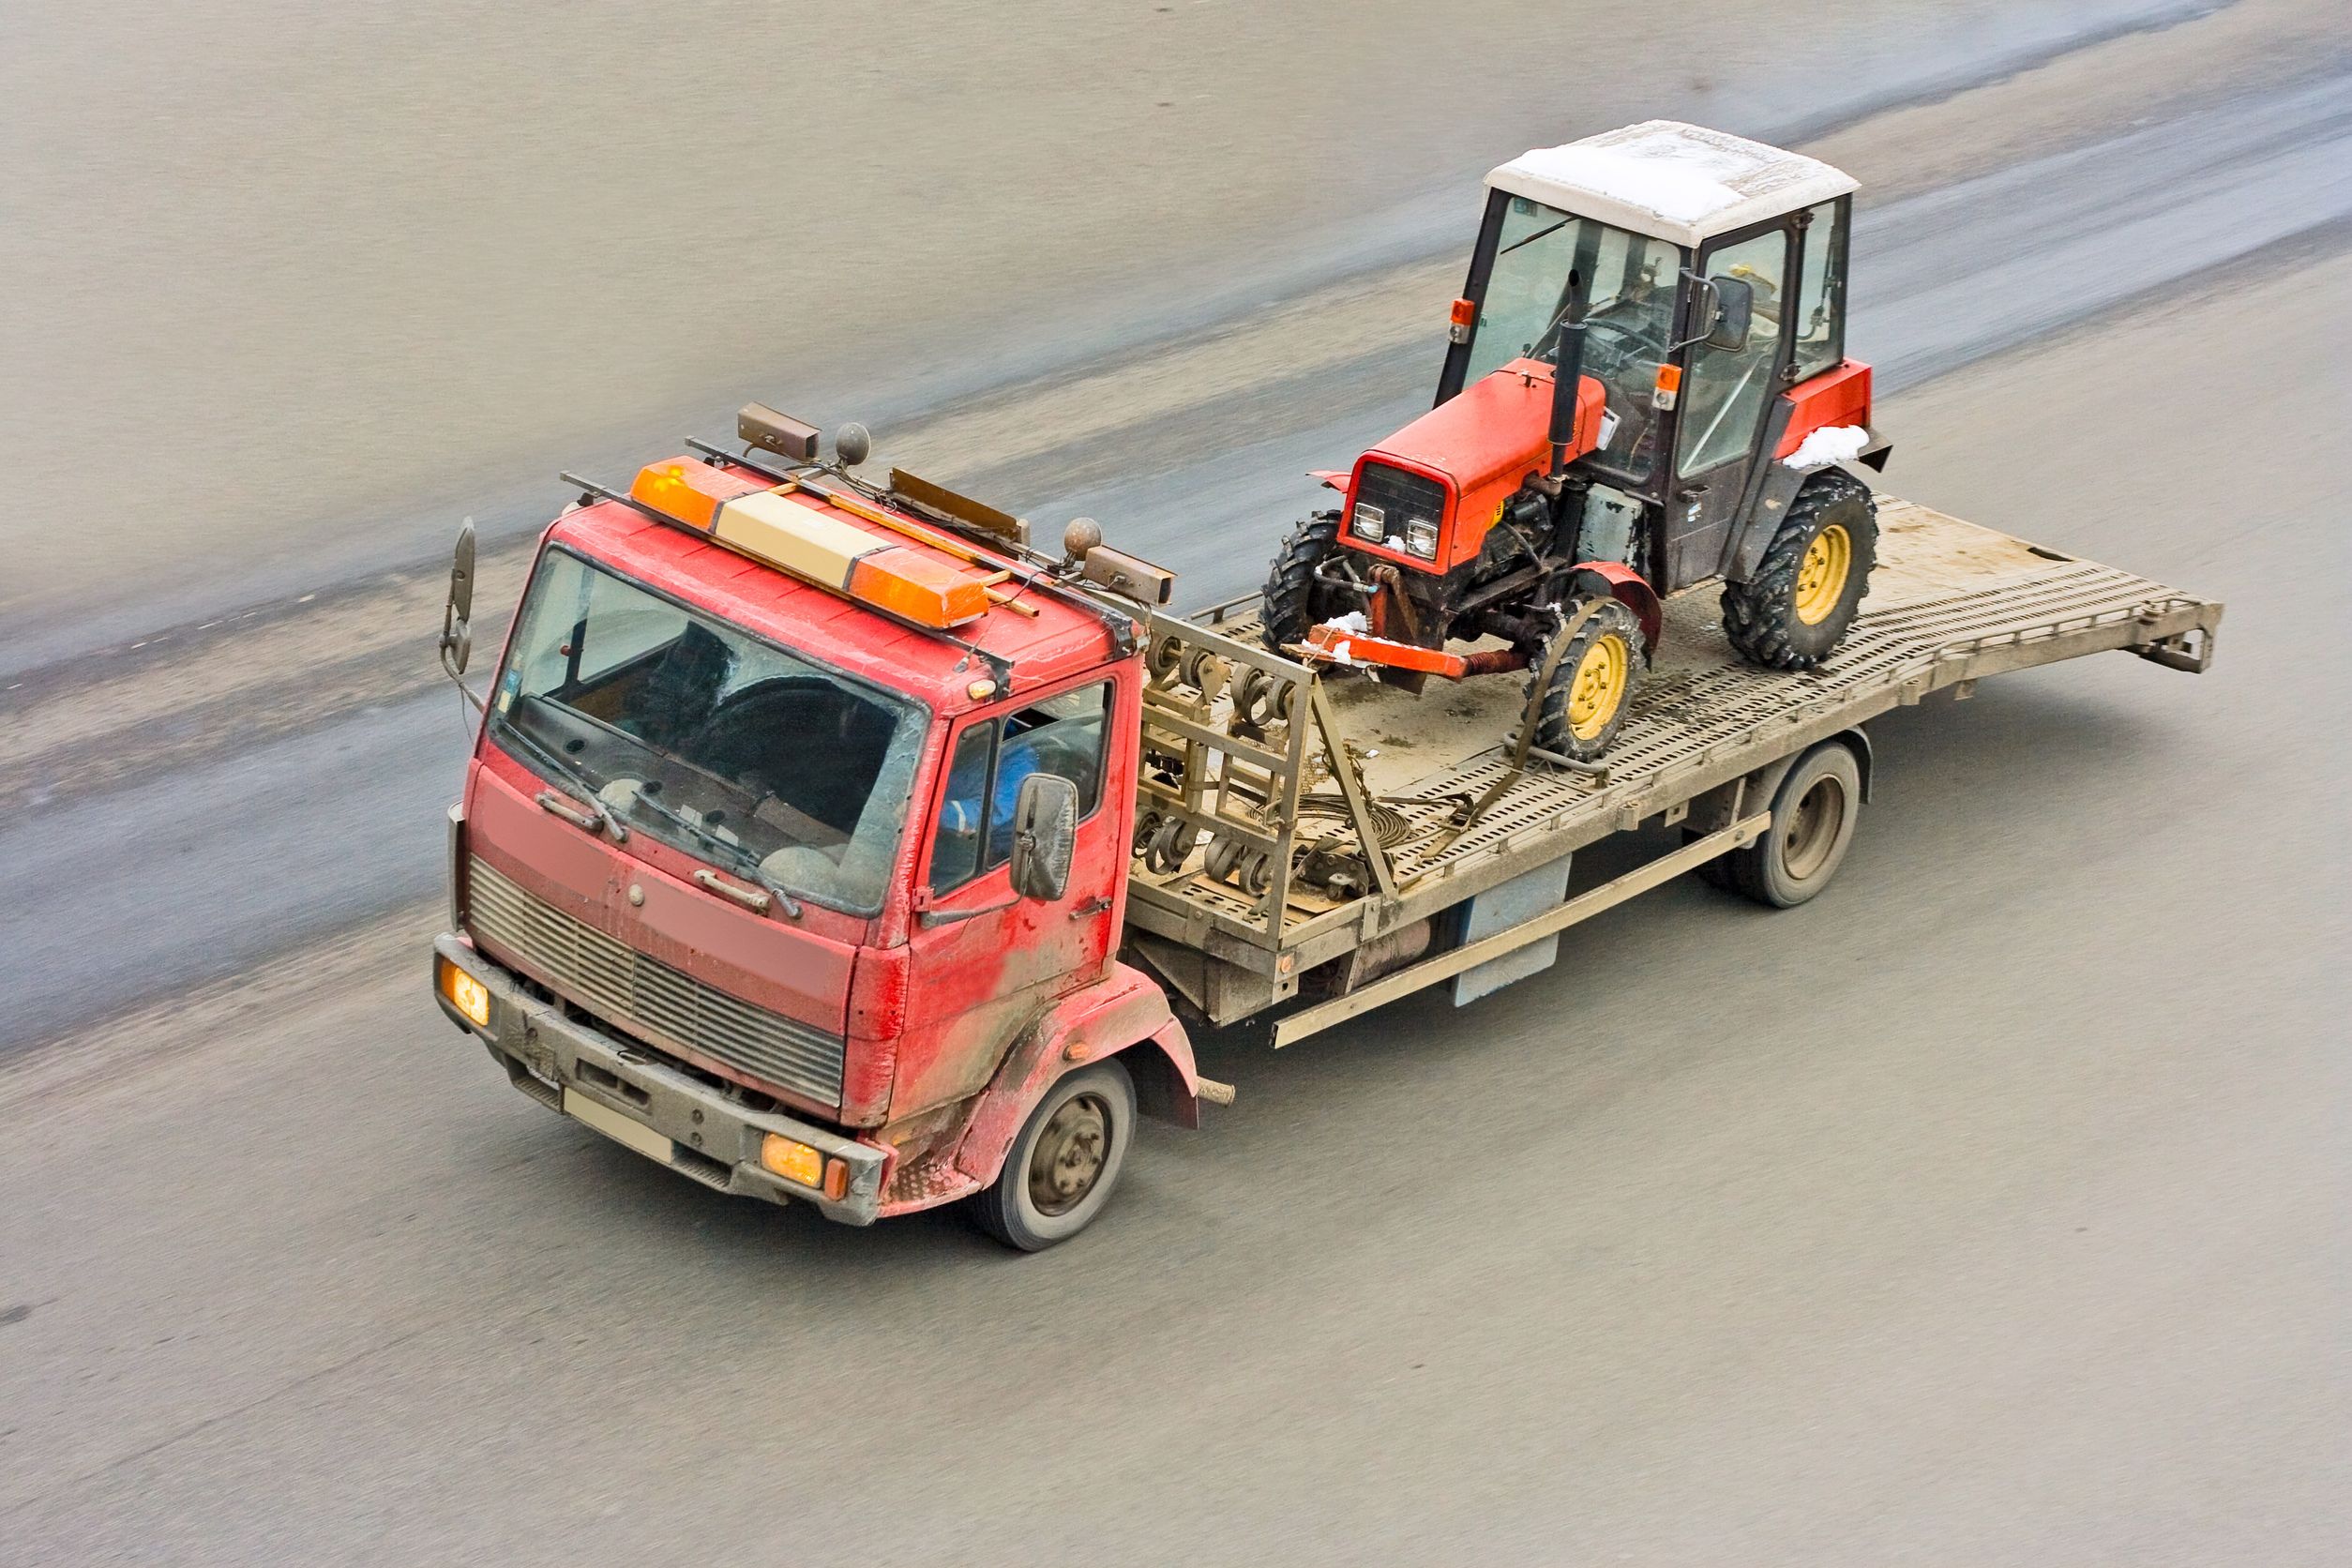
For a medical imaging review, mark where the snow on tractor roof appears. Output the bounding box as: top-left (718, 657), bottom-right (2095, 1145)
top-left (1485, 121), bottom-right (1857, 249)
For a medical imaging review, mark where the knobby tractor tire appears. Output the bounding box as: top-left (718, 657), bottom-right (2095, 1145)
top-left (1261, 510), bottom-right (1343, 655)
top-left (1721, 468), bottom-right (1878, 671)
top-left (967, 1058), bottom-right (1136, 1252)
top-left (1524, 596), bottom-right (1643, 762)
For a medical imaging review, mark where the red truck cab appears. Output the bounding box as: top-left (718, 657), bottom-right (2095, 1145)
top-left (432, 451), bottom-right (1204, 1249)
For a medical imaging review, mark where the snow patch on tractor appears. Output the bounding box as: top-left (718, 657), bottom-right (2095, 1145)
top-left (1318, 611), bottom-right (1369, 665)
top-left (1512, 143), bottom-right (1742, 226)
top-left (1787, 424), bottom-right (1869, 470)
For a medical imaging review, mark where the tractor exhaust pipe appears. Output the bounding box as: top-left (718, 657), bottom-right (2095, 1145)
top-left (1549, 269), bottom-right (1590, 478)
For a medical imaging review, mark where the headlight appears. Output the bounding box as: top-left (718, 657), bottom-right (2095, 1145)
top-left (761, 1133), bottom-right (824, 1186)
top-left (761, 1133), bottom-right (851, 1199)
top-left (1405, 518), bottom-right (1440, 559)
top-left (439, 958), bottom-right (491, 1029)
top-left (1350, 502), bottom-right (1385, 541)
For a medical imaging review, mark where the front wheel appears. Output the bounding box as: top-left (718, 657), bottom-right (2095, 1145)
top-left (1524, 596), bottom-right (1643, 762)
top-left (967, 1059), bottom-right (1136, 1251)
top-left (1261, 510), bottom-right (1344, 655)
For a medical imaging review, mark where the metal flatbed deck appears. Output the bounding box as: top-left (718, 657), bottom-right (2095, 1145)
top-left (1116, 495), bottom-right (2219, 1018)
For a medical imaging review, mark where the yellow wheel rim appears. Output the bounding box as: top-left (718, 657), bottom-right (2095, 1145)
top-left (1566, 631), bottom-right (1630, 741)
top-left (1794, 523), bottom-right (1851, 626)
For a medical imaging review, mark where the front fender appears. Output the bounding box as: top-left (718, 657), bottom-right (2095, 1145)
top-left (951, 962), bottom-right (1197, 1184)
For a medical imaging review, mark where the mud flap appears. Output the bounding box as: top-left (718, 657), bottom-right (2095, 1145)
top-left (1451, 855), bottom-right (1573, 1006)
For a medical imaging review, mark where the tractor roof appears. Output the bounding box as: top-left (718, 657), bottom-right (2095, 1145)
top-left (1485, 121), bottom-right (1856, 249)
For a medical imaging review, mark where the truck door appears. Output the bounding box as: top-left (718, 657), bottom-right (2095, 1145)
top-left (1664, 222), bottom-right (1795, 588)
top-left (894, 675), bottom-right (1125, 1116)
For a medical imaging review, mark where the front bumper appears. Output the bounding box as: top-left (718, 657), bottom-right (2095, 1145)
top-left (432, 933), bottom-right (886, 1225)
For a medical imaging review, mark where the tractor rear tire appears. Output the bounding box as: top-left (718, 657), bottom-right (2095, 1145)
top-left (1261, 510), bottom-right (1343, 656)
top-left (1721, 469), bottom-right (1877, 671)
top-left (1710, 742), bottom-right (1862, 908)
top-left (1525, 597), bottom-right (1643, 762)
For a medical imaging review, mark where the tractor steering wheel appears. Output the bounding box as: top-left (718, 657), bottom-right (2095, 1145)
top-left (1575, 316), bottom-right (1668, 373)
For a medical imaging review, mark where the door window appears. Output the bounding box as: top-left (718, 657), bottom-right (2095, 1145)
top-left (927, 682), bottom-right (1111, 895)
top-left (1791, 199), bottom-right (1847, 380)
top-left (1677, 227), bottom-right (1790, 476)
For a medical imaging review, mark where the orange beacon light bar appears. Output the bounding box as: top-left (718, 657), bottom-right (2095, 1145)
top-left (626, 461), bottom-right (991, 629)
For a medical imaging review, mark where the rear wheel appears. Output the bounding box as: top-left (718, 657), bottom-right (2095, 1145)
top-left (1261, 510), bottom-right (1344, 654)
top-left (1722, 469), bottom-right (1877, 671)
top-left (1710, 743), bottom-right (1862, 907)
top-left (1524, 597), bottom-right (1643, 762)
top-left (968, 1059), bottom-right (1136, 1251)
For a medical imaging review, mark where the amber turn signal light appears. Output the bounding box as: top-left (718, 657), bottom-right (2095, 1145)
top-left (439, 958), bottom-right (490, 1029)
top-left (1652, 362), bottom-right (1683, 412)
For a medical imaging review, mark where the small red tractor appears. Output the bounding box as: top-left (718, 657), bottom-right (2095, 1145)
top-left (1264, 121), bottom-right (1890, 761)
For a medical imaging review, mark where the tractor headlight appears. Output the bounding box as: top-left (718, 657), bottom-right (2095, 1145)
top-left (1404, 517), bottom-right (1440, 559)
top-left (1350, 502), bottom-right (1385, 541)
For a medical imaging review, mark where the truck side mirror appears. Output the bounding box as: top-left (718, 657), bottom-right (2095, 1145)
top-left (1007, 772), bottom-right (1079, 901)
top-left (439, 518), bottom-right (477, 675)
top-left (1704, 275), bottom-right (1755, 352)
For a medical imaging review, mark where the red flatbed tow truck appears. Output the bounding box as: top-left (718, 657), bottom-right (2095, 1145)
top-left (428, 126), bottom-right (2222, 1249)
top-left (428, 425), bottom-right (2215, 1248)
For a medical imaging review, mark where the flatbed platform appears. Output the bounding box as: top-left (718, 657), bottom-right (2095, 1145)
top-left (1118, 496), bottom-right (2219, 1010)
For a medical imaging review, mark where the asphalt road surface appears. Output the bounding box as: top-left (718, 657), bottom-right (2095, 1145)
top-left (2, 8), bottom-right (2346, 1563)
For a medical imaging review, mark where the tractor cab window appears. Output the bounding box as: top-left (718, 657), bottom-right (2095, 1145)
top-left (1677, 226), bottom-right (1792, 477)
top-left (1792, 199), bottom-right (1847, 380)
top-left (927, 682), bottom-right (1110, 895)
top-left (1465, 195), bottom-right (1681, 481)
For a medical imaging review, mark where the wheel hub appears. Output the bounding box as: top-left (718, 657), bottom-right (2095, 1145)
top-left (1781, 776), bottom-right (1847, 880)
top-left (1794, 523), bottom-right (1852, 626)
top-left (1028, 1093), bottom-right (1110, 1216)
top-left (1567, 632), bottom-right (1630, 740)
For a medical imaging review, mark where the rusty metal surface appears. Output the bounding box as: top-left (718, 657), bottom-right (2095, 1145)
top-left (465, 856), bottom-right (848, 1108)
top-left (1128, 496), bottom-right (2222, 973)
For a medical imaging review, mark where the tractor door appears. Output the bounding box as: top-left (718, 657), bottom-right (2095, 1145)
top-left (1662, 222), bottom-right (1797, 590)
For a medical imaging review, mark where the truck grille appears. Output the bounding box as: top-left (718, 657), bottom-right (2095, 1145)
top-left (465, 856), bottom-right (846, 1108)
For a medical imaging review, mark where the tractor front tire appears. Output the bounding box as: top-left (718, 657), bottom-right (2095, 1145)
top-left (1261, 510), bottom-right (1343, 656)
top-left (1525, 597), bottom-right (1643, 762)
top-left (1722, 469), bottom-right (1877, 671)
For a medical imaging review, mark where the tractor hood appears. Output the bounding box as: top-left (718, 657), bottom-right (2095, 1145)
top-left (1347, 360), bottom-right (1606, 575)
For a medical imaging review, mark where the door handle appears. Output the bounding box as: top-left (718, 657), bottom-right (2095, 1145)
top-left (535, 790), bottom-right (620, 839)
top-left (1070, 895), bottom-right (1113, 918)
top-left (694, 867), bottom-right (773, 914)
top-left (1676, 485), bottom-right (1709, 502)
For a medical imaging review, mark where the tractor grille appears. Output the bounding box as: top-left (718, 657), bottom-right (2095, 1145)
top-left (465, 856), bottom-right (846, 1108)
top-left (1349, 462), bottom-right (1447, 548)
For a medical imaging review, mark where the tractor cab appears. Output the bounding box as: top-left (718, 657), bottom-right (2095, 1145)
top-left (1264, 122), bottom-right (1888, 762)
top-left (1443, 121), bottom-right (1868, 582)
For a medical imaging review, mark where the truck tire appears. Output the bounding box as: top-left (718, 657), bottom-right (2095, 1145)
top-left (1261, 510), bottom-right (1343, 655)
top-left (1712, 742), bottom-right (1862, 908)
top-left (1525, 596), bottom-right (1643, 762)
top-left (968, 1058), bottom-right (1136, 1252)
top-left (1721, 469), bottom-right (1877, 671)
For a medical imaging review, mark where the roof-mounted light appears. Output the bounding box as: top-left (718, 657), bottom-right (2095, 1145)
top-left (626, 459), bottom-right (992, 629)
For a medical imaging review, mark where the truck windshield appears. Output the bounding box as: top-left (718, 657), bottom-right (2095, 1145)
top-left (1466, 195), bottom-right (1682, 481)
top-left (490, 548), bottom-right (925, 914)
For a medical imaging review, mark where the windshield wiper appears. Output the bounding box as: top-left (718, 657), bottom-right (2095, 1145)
top-left (495, 716), bottom-right (626, 842)
top-left (614, 787), bottom-right (805, 919)
top-left (1497, 215), bottom-right (1572, 259)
